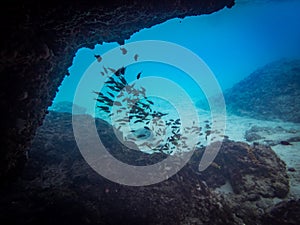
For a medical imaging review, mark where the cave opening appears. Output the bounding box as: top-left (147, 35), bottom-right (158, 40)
top-left (45, 0), bottom-right (300, 158)
top-left (49, 0), bottom-right (300, 117)
top-left (3, 0), bottom-right (300, 224)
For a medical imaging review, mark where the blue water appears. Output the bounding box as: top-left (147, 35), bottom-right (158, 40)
top-left (51, 0), bottom-right (300, 114)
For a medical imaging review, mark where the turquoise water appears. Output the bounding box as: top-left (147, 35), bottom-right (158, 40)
top-left (52, 0), bottom-right (300, 109)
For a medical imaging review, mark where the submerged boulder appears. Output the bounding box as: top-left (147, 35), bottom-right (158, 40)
top-left (262, 200), bottom-right (300, 225)
top-left (196, 140), bottom-right (289, 198)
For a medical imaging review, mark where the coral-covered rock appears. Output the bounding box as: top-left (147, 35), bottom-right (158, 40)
top-left (225, 59), bottom-right (300, 123)
top-left (0, 111), bottom-right (239, 225)
top-left (262, 200), bottom-right (300, 225)
top-left (1, 111), bottom-right (296, 224)
top-left (196, 141), bottom-right (289, 198)
top-left (192, 140), bottom-right (292, 225)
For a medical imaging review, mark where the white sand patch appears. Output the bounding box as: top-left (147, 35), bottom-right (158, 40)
top-left (214, 180), bottom-right (234, 194)
top-left (272, 142), bottom-right (300, 198)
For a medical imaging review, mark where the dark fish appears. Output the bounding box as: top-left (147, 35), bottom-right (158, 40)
top-left (106, 76), bottom-right (116, 83)
top-left (102, 95), bottom-right (113, 102)
top-left (137, 72), bottom-right (142, 80)
top-left (107, 92), bottom-right (115, 98)
top-left (147, 99), bottom-right (154, 105)
top-left (92, 91), bottom-right (101, 95)
top-left (144, 126), bottom-right (150, 130)
top-left (157, 112), bottom-right (168, 117)
top-left (171, 126), bottom-right (179, 129)
top-left (280, 141), bottom-right (292, 145)
top-left (115, 67), bottom-right (125, 76)
top-left (205, 130), bottom-right (211, 135)
top-left (108, 67), bottom-right (116, 73)
top-left (119, 76), bottom-right (127, 85)
top-left (107, 85), bottom-right (119, 92)
top-left (205, 130), bottom-right (211, 140)
top-left (115, 81), bottom-right (125, 90)
top-left (100, 72), bottom-right (105, 76)
top-left (138, 102), bottom-right (149, 108)
top-left (205, 124), bottom-right (211, 129)
top-left (105, 80), bottom-right (116, 84)
top-left (137, 134), bottom-right (146, 138)
top-left (95, 98), bottom-right (105, 103)
top-left (106, 101), bottom-right (113, 106)
top-left (120, 66), bottom-right (126, 75)
top-left (120, 47), bottom-right (127, 55)
top-left (134, 120), bottom-right (143, 124)
top-left (113, 101), bottom-right (122, 106)
top-left (134, 54), bottom-right (139, 61)
top-left (103, 66), bottom-right (108, 74)
top-left (98, 106), bottom-right (110, 111)
top-left (94, 54), bottom-right (102, 62)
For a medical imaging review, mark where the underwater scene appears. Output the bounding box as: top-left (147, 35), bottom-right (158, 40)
top-left (3, 0), bottom-right (300, 224)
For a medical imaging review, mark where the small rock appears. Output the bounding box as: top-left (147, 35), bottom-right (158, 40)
top-left (245, 131), bottom-right (263, 142)
top-left (247, 194), bottom-right (260, 202)
top-left (288, 167), bottom-right (296, 172)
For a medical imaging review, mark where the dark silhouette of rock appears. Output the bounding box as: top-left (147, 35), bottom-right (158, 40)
top-left (0, 111), bottom-right (239, 225)
top-left (0, 0), bottom-right (235, 183)
top-left (225, 59), bottom-right (300, 123)
top-left (262, 200), bottom-right (300, 225)
top-left (0, 111), bottom-right (295, 225)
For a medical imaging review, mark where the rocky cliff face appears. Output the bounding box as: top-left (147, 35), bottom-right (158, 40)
top-left (0, 0), bottom-right (235, 182)
top-left (225, 59), bottom-right (300, 123)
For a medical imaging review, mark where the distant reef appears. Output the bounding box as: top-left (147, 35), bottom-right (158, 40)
top-left (225, 59), bottom-right (300, 122)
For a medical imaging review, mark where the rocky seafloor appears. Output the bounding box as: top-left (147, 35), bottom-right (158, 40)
top-left (224, 59), bottom-right (300, 123)
top-left (0, 111), bottom-right (299, 225)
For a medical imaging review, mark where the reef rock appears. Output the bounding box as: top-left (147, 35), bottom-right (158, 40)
top-left (262, 200), bottom-right (300, 225)
top-left (194, 140), bottom-right (293, 225)
top-left (225, 59), bottom-right (300, 123)
top-left (0, 111), bottom-right (239, 225)
top-left (1, 111), bottom-right (297, 224)
top-left (196, 141), bottom-right (289, 198)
